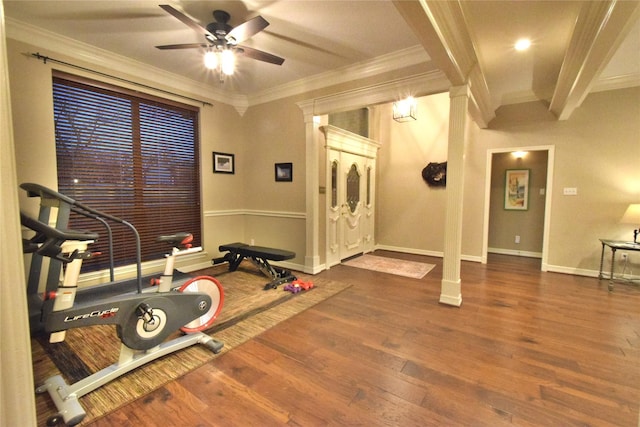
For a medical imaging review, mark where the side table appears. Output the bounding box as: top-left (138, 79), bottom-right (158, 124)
top-left (598, 239), bottom-right (640, 291)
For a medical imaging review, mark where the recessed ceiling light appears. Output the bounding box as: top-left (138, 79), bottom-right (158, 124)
top-left (515, 38), bottom-right (531, 51)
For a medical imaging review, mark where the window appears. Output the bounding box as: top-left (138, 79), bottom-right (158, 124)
top-left (346, 163), bottom-right (360, 213)
top-left (53, 71), bottom-right (201, 271)
top-left (366, 166), bottom-right (371, 206)
top-left (331, 160), bottom-right (338, 209)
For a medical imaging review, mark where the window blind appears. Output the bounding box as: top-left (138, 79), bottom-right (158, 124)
top-left (52, 71), bottom-right (201, 271)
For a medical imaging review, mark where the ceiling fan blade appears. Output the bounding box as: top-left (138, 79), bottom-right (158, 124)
top-left (159, 4), bottom-right (215, 40)
top-left (237, 45), bottom-right (284, 65)
top-left (156, 43), bottom-right (208, 50)
top-left (227, 15), bottom-right (269, 44)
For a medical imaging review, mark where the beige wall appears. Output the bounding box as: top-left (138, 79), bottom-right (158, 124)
top-left (467, 89), bottom-right (640, 275)
top-left (374, 92), bottom-right (450, 255)
top-left (200, 94), bottom-right (247, 259)
top-left (230, 97), bottom-right (308, 264)
top-left (240, 98), bottom-right (306, 213)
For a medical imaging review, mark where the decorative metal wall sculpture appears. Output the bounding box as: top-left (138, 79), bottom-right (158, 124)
top-left (422, 162), bottom-right (447, 187)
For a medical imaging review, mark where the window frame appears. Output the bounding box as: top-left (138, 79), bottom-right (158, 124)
top-left (52, 70), bottom-right (202, 271)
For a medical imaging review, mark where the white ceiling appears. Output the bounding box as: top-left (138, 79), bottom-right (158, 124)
top-left (4, 0), bottom-right (640, 114)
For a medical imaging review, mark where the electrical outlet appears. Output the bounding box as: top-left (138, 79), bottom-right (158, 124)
top-left (515, 235), bottom-right (521, 244)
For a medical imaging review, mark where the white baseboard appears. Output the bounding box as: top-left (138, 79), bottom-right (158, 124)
top-left (545, 265), bottom-right (600, 278)
top-left (374, 244), bottom-right (482, 263)
top-left (302, 263), bottom-right (326, 275)
top-left (546, 264), bottom-right (640, 281)
top-left (276, 260), bottom-right (306, 274)
top-left (375, 244), bottom-right (442, 258)
top-left (488, 247), bottom-right (542, 258)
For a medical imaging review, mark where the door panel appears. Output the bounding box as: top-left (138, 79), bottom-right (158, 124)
top-left (327, 157), bottom-right (341, 267)
top-left (340, 152), bottom-right (366, 260)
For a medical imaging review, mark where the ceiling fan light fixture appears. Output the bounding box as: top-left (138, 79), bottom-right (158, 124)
top-left (159, 5), bottom-right (283, 83)
top-left (221, 49), bottom-right (235, 75)
top-left (204, 51), bottom-right (219, 69)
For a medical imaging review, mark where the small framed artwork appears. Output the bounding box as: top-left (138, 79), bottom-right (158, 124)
top-left (213, 152), bottom-right (234, 174)
top-left (504, 169), bottom-right (530, 210)
top-left (275, 162), bottom-right (293, 182)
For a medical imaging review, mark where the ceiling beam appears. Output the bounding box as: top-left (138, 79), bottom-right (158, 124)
top-left (393, 0), bottom-right (495, 128)
top-left (549, 0), bottom-right (640, 120)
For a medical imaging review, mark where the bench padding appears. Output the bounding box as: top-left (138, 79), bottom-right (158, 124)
top-left (218, 242), bottom-right (295, 261)
top-left (213, 242), bottom-right (297, 290)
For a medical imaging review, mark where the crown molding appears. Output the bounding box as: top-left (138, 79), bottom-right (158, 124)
top-left (6, 17), bottom-right (433, 112)
top-left (247, 45), bottom-right (430, 106)
top-left (298, 70), bottom-right (449, 117)
top-left (320, 125), bottom-right (381, 159)
top-left (5, 17), bottom-right (249, 108)
top-left (549, 1), bottom-right (640, 120)
top-left (500, 89), bottom-right (541, 106)
top-left (497, 72), bottom-right (640, 108)
top-left (591, 73), bottom-right (640, 93)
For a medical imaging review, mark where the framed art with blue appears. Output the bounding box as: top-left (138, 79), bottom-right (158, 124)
top-left (504, 169), bottom-right (529, 210)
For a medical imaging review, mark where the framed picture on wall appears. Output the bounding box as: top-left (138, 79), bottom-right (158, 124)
top-left (213, 152), bottom-right (234, 174)
top-left (504, 169), bottom-right (530, 210)
top-left (275, 162), bottom-right (293, 182)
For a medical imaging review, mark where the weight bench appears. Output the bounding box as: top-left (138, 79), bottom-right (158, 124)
top-left (213, 242), bottom-right (297, 290)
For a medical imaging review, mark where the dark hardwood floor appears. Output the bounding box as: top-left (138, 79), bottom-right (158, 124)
top-left (87, 252), bottom-right (639, 426)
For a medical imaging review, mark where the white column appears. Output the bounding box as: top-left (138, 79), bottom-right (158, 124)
top-left (301, 107), bottom-right (321, 273)
top-left (0, 1), bottom-right (38, 424)
top-left (440, 85), bottom-right (469, 307)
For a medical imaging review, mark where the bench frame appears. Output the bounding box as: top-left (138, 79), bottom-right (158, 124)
top-left (213, 242), bottom-right (297, 290)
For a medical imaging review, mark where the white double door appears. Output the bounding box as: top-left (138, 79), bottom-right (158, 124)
top-left (327, 150), bottom-right (375, 266)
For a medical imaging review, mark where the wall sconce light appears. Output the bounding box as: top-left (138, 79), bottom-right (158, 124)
top-left (620, 203), bottom-right (640, 243)
top-left (393, 97), bottom-right (417, 122)
top-left (511, 151), bottom-right (528, 159)
top-left (204, 48), bottom-right (236, 83)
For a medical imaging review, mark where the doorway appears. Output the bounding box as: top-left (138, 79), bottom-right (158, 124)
top-left (321, 125), bottom-right (380, 268)
top-left (482, 146), bottom-right (554, 271)
top-left (328, 150), bottom-right (374, 261)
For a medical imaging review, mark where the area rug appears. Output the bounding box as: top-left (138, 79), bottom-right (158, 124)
top-left (343, 254), bottom-right (435, 279)
top-left (32, 262), bottom-right (351, 426)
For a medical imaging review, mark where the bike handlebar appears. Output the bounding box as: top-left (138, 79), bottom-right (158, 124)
top-left (20, 183), bottom-right (197, 293)
top-left (20, 211), bottom-right (99, 263)
top-left (21, 182), bottom-right (76, 206)
top-left (21, 183), bottom-right (144, 291)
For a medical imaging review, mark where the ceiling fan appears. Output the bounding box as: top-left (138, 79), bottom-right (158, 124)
top-left (156, 4), bottom-right (285, 68)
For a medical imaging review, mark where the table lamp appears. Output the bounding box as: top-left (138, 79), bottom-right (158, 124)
top-left (620, 203), bottom-right (640, 243)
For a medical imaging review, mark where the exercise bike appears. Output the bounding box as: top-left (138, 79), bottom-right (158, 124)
top-left (20, 183), bottom-right (224, 426)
